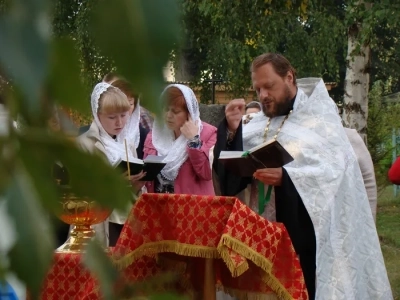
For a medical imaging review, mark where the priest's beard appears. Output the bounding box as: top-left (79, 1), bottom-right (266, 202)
top-left (261, 85), bottom-right (292, 118)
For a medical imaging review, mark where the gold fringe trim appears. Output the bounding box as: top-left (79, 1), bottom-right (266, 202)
top-left (112, 241), bottom-right (219, 269)
top-left (261, 273), bottom-right (294, 300)
top-left (218, 234), bottom-right (273, 274)
top-left (113, 236), bottom-right (297, 300)
top-left (218, 234), bottom-right (294, 300)
top-left (218, 243), bottom-right (249, 277)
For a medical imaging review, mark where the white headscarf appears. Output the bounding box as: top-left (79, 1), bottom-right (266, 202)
top-left (245, 101), bottom-right (262, 111)
top-left (90, 82), bottom-right (140, 166)
top-left (104, 78), bottom-right (141, 149)
top-left (152, 84), bottom-right (202, 181)
top-left (115, 99), bottom-right (141, 149)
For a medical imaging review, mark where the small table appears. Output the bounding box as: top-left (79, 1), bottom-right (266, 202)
top-left (39, 194), bottom-right (308, 299)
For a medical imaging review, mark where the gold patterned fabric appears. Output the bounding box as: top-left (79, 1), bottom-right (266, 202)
top-left (39, 193), bottom-right (307, 299)
top-left (39, 253), bottom-right (95, 300)
top-left (113, 193), bottom-right (308, 299)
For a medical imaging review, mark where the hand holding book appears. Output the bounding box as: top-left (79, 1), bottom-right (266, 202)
top-left (123, 170), bottom-right (146, 181)
top-left (218, 140), bottom-right (293, 177)
top-left (117, 155), bottom-right (166, 182)
top-left (253, 167), bottom-right (283, 186)
top-left (125, 170), bottom-right (147, 193)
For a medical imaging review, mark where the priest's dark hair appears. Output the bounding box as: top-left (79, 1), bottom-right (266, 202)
top-left (251, 53), bottom-right (297, 85)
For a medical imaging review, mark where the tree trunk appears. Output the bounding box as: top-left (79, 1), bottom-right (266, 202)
top-left (174, 55), bottom-right (193, 82)
top-left (342, 4), bottom-right (371, 144)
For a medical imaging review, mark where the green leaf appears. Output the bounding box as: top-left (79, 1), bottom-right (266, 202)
top-left (0, 261), bottom-right (6, 284)
top-left (0, 225), bottom-right (7, 283)
top-left (47, 37), bottom-right (89, 115)
top-left (6, 165), bottom-right (54, 299)
top-left (114, 272), bottom-right (182, 299)
top-left (18, 129), bottom-right (132, 210)
top-left (83, 241), bottom-right (118, 300)
top-left (0, 0), bottom-right (51, 116)
top-left (0, 145), bottom-right (12, 193)
top-left (15, 131), bottom-right (60, 212)
top-left (89, 0), bottom-right (181, 115)
top-left (149, 293), bottom-right (186, 300)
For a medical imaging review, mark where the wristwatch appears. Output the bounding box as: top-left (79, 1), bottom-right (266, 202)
top-left (187, 134), bottom-right (201, 149)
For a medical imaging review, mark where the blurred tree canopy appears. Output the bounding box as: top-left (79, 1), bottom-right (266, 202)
top-left (177, 0), bottom-right (347, 101)
top-left (367, 81), bottom-right (400, 190)
top-left (179, 0), bottom-right (400, 103)
top-left (47, 0), bottom-right (400, 105)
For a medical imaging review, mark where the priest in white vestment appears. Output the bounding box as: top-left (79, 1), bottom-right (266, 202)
top-left (213, 53), bottom-right (392, 299)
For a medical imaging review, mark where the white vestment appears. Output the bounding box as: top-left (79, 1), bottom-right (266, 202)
top-left (242, 78), bottom-right (392, 299)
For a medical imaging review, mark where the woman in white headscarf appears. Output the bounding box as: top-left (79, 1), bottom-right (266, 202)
top-left (78, 82), bottom-right (145, 246)
top-left (144, 84), bottom-right (217, 195)
top-left (243, 101), bottom-right (263, 126)
top-left (245, 101), bottom-right (262, 115)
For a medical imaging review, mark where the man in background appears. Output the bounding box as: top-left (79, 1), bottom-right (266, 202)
top-left (244, 101), bottom-right (262, 115)
top-left (344, 128), bottom-right (377, 222)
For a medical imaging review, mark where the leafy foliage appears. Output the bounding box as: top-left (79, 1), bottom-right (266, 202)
top-left (89, 0), bottom-right (180, 114)
top-left (0, 0), bottom-right (181, 299)
top-left (51, 0), bottom-right (113, 111)
top-left (367, 80), bottom-right (400, 190)
top-left (83, 242), bottom-right (119, 300)
top-left (83, 242), bottom-right (184, 299)
top-left (75, 0), bottom-right (115, 89)
top-left (371, 19), bottom-right (400, 93)
top-left (48, 0), bottom-right (400, 108)
top-left (6, 168), bottom-right (55, 298)
top-left (177, 0), bottom-right (347, 101)
top-left (341, 0), bottom-right (400, 135)
top-left (176, 0), bottom-right (400, 105)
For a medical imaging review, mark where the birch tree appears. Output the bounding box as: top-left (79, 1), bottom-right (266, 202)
top-left (342, 1), bottom-right (372, 142)
top-left (343, 0), bottom-right (400, 142)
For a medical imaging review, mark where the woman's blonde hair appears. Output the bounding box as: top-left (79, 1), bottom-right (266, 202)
top-left (98, 87), bottom-right (130, 114)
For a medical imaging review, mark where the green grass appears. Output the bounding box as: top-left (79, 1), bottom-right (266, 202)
top-left (377, 187), bottom-right (400, 299)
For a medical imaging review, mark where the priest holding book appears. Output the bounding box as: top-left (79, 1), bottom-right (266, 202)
top-left (213, 53), bottom-right (392, 300)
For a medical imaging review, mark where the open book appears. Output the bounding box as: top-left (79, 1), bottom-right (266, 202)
top-left (219, 140), bottom-right (294, 177)
top-left (117, 155), bottom-right (166, 181)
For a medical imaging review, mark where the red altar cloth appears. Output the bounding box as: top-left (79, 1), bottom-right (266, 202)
top-left (39, 253), bottom-right (92, 300)
top-left (40, 194), bottom-right (307, 299)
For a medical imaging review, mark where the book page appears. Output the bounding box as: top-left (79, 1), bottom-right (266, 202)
top-left (144, 155), bottom-right (166, 163)
top-left (248, 139), bottom-right (275, 153)
top-left (114, 158), bottom-right (142, 168)
top-left (118, 157), bottom-right (144, 166)
top-left (219, 151), bottom-right (245, 159)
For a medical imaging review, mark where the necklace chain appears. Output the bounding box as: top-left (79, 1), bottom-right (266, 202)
top-left (263, 110), bottom-right (293, 142)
